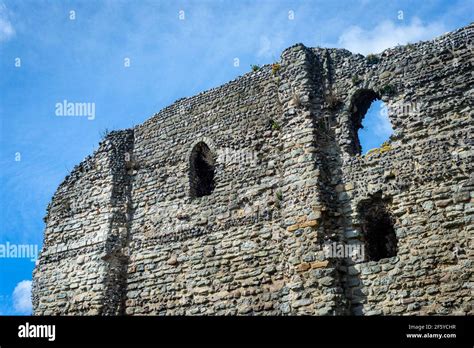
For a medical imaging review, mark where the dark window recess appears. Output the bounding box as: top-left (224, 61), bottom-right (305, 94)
top-left (189, 142), bottom-right (215, 198)
top-left (358, 194), bottom-right (397, 261)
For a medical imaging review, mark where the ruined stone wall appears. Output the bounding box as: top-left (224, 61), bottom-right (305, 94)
top-left (305, 24), bottom-right (473, 315)
top-left (33, 23), bottom-right (473, 315)
top-left (124, 67), bottom-right (288, 315)
top-left (32, 130), bottom-right (134, 314)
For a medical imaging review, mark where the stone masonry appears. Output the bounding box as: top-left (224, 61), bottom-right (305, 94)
top-left (33, 24), bottom-right (473, 315)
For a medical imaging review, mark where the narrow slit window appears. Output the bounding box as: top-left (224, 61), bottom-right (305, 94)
top-left (189, 142), bottom-right (215, 198)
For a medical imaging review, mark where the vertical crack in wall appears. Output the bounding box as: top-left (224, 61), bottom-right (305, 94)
top-left (278, 45), bottom-right (350, 315)
top-left (310, 48), bottom-right (352, 314)
top-left (100, 129), bottom-right (135, 315)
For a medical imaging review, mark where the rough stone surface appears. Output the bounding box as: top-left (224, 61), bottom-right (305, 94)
top-left (33, 24), bottom-right (473, 315)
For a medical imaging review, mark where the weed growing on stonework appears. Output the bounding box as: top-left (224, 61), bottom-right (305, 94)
top-left (251, 64), bottom-right (261, 72)
top-left (270, 119), bottom-right (281, 130)
top-left (366, 54), bottom-right (380, 65)
top-left (275, 190), bottom-right (283, 208)
top-left (380, 84), bottom-right (396, 96)
top-left (325, 92), bottom-right (342, 109)
top-left (100, 128), bottom-right (110, 140)
top-left (351, 75), bottom-right (361, 85)
top-left (272, 63), bottom-right (281, 75)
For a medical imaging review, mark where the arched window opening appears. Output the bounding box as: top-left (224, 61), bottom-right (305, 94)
top-left (189, 142), bottom-right (215, 198)
top-left (350, 89), bottom-right (393, 155)
top-left (358, 194), bottom-right (397, 261)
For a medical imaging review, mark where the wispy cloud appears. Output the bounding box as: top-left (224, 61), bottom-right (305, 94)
top-left (12, 280), bottom-right (32, 314)
top-left (257, 34), bottom-right (287, 59)
top-left (0, 1), bottom-right (15, 42)
top-left (375, 102), bottom-right (394, 137)
top-left (359, 100), bottom-right (394, 153)
top-left (338, 17), bottom-right (447, 55)
top-left (0, 0), bottom-right (469, 314)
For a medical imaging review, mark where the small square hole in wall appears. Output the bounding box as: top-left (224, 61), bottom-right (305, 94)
top-left (358, 193), bottom-right (398, 261)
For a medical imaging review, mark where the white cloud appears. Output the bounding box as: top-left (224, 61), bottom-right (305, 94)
top-left (0, 2), bottom-right (15, 42)
top-left (375, 103), bottom-right (393, 137)
top-left (257, 34), bottom-right (287, 59)
top-left (257, 35), bottom-right (272, 57)
top-left (338, 18), bottom-right (447, 55)
top-left (13, 280), bottom-right (32, 314)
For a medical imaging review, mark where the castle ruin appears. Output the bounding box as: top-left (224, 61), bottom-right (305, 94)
top-left (32, 24), bottom-right (473, 315)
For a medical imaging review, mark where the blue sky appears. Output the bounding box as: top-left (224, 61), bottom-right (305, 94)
top-left (0, 0), bottom-right (472, 315)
